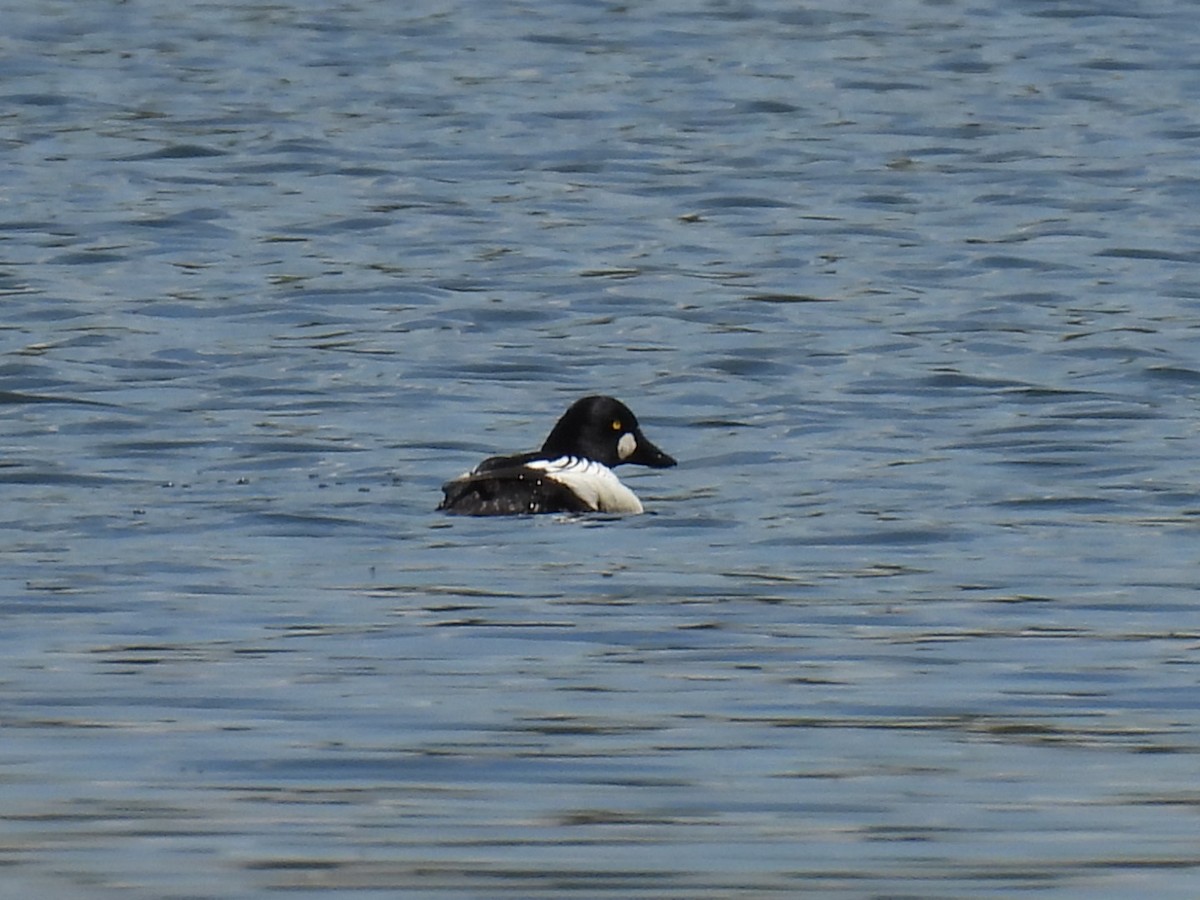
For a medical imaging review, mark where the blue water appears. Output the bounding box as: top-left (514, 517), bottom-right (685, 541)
top-left (3, 1), bottom-right (1200, 897)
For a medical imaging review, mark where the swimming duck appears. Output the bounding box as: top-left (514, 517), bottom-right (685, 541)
top-left (438, 395), bottom-right (676, 516)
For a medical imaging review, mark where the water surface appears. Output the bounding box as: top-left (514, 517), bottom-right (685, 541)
top-left (3, 1), bottom-right (1200, 897)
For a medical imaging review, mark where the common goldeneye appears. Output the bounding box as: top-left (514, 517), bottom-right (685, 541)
top-left (438, 395), bottom-right (677, 516)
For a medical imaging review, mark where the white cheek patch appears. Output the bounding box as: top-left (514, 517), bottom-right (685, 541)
top-left (617, 432), bottom-right (637, 461)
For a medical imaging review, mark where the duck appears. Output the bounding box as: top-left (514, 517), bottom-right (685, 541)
top-left (438, 395), bottom-right (677, 516)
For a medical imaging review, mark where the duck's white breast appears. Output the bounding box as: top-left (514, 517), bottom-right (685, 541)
top-left (526, 457), bottom-right (644, 514)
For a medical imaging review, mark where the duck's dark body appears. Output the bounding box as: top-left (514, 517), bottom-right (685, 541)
top-left (438, 396), bottom-right (676, 516)
top-left (438, 458), bottom-right (594, 516)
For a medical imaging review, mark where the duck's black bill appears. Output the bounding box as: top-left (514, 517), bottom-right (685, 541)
top-left (630, 436), bottom-right (676, 468)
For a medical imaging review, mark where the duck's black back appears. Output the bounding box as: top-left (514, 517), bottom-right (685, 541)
top-left (438, 465), bottom-right (592, 516)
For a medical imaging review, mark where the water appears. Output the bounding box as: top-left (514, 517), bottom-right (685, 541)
top-left (3, 0), bottom-right (1200, 896)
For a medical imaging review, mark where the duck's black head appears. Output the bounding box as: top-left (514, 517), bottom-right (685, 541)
top-left (540, 395), bottom-right (676, 469)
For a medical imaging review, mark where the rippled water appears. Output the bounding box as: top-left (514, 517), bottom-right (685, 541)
top-left (4, 0), bottom-right (1200, 897)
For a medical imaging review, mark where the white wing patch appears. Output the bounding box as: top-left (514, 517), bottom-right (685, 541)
top-left (526, 456), bottom-right (644, 514)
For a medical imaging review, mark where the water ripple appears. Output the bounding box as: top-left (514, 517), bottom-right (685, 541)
top-left (4, 0), bottom-right (1200, 896)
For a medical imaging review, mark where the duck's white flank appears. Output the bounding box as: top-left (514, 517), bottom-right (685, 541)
top-left (526, 456), bottom-right (644, 514)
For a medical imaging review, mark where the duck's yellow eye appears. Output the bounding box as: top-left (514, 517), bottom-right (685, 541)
top-left (611, 419), bottom-right (622, 431)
